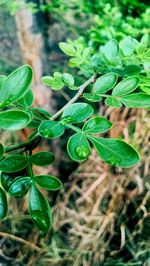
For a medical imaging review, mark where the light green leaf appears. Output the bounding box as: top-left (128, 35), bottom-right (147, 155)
top-left (105, 97), bottom-right (122, 108)
top-left (120, 36), bottom-right (137, 56)
top-left (83, 116), bottom-right (113, 134)
top-left (0, 110), bottom-right (31, 131)
top-left (62, 73), bottom-right (74, 87)
top-left (0, 75), bottom-right (7, 90)
top-left (100, 40), bottom-right (119, 61)
top-left (38, 120), bottom-right (65, 139)
top-left (83, 93), bottom-right (102, 102)
top-left (62, 103), bottom-right (94, 123)
top-left (34, 175), bottom-right (62, 191)
top-left (112, 76), bottom-right (140, 96)
top-left (59, 42), bottom-right (76, 56)
top-left (88, 136), bottom-right (140, 168)
top-left (67, 132), bottom-right (91, 162)
top-left (93, 73), bottom-right (118, 94)
top-left (120, 93), bottom-right (150, 108)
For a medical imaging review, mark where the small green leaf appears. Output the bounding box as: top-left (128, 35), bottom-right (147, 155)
top-left (18, 89), bottom-right (34, 108)
top-left (67, 132), bottom-right (91, 162)
top-left (1, 170), bottom-right (28, 192)
top-left (59, 42), bottom-right (76, 56)
top-left (38, 120), bottom-right (65, 139)
top-left (120, 36), bottom-right (137, 56)
top-left (112, 76), bottom-right (140, 96)
top-left (105, 97), bottom-right (122, 108)
top-left (88, 136), bottom-right (140, 168)
top-left (0, 187), bottom-right (7, 219)
top-left (83, 93), bottom-right (102, 102)
top-left (83, 116), bottom-right (113, 134)
top-left (100, 40), bottom-right (119, 61)
top-left (41, 74), bottom-right (64, 90)
top-left (0, 65), bottom-right (33, 107)
top-left (34, 175), bottom-right (62, 191)
top-left (62, 103), bottom-right (94, 123)
top-left (0, 143), bottom-right (4, 159)
top-left (0, 110), bottom-right (31, 131)
top-left (93, 73), bottom-right (118, 94)
top-left (30, 152), bottom-right (55, 166)
top-left (0, 155), bottom-right (28, 173)
top-left (120, 93), bottom-right (150, 108)
top-left (28, 184), bottom-right (52, 231)
top-left (62, 73), bottom-right (74, 87)
top-left (31, 107), bottom-right (51, 120)
top-left (123, 65), bottom-right (142, 76)
top-left (8, 176), bottom-right (31, 197)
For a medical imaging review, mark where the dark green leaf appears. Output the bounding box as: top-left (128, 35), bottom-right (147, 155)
top-left (112, 76), bottom-right (140, 96)
top-left (62, 103), bottom-right (94, 123)
top-left (30, 152), bottom-right (55, 166)
top-left (105, 97), bottom-right (122, 108)
top-left (8, 176), bottom-right (31, 197)
top-left (93, 73), bottom-right (118, 94)
top-left (88, 136), bottom-right (140, 168)
top-left (1, 170), bottom-right (28, 192)
top-left (59, 42), bottom-right (76, 56)
top-left (101, 40), bottom-right (119, 61)
top-left (0, 155), bottom-right (28, 173)
top-left (0, 143), bottom-right (4, 159)
top-left (0, 110), bottom-right (31, 131)
top-left (31, 107), bottom-right (51, 120)
top-left (83, 116), bottom-right (113, 134)
top-left (27, 118), bottom-right (41, 129)
top-left (38, 120), bottom-right (65, 139)
top-left (67, 132), bottom-right (91, 162)
top-left (123, 65), bottom-right (142, 76)
top-left (34, 175), bottom-right (62, 191)
top-left (83, 93), bottom-right (102, 102)
top-left (0, 187), bottom-right (7, 219)
top-left (120, 93), bottom-right (150, 108)
top-left (28, 184), bottom-right (52, 231)
top-left (0, 65), bottom-right (33, 107)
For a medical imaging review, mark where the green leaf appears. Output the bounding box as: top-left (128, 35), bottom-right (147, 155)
top-left (62, 73), bottom-right (74, 87)
top-left (59, 42), bottom-right (76, 56)
top-left (28, 184), bottom-right (52, 231)
top-left (120, 93), bottom-right (150, 108)
top-left (0, 75), bottom-right (7, 90)
top-left (88, 136), bottom-right (140, 168)
top-left (83, 93), bottom-right (102, 102)
top-left (34, 175), bottom-right (62, 191)
top-left (62, 103), bottom-right (94, 123)
top-left (105, 97), bottom-right (122, 108)
top-left (1, 170), bottom-right (28, 192)
top-left (0, 110), bottom-right (31, 131)
top-left (0, 155), bottom-right (28, 173)
top-left (83, 116), bottom-right (113, 134)
top-left (120, 36), bottom-right (137, 56)
top-left (0, 187), bottom-right (7, 220)
top-left (38, 120), bottom-right (65, 139)
top-left (41, 74), bottom-right (64, 90)
top-left (0, 65), bottom-right (33, 107)
top-left (93, 73), bottom-right (118, 94)
top-left (18, 89), bottom-right (34, 108)
top-left (123, 65), bottom-right (142, 76)
top-left (0, 143), bottom-right (4, 159)
top-left (8, 176), bottom-right (31, 197)
top-left (31, 107), bottom-right (51, 121)
top-left (30, 152), bottom-right (55, 166)
top-left (112, 76), bottom-right (140, 96)
top-left (100, 40), bottom-right (119, 61)
top-left (67, 132), bottom-right (91, 162)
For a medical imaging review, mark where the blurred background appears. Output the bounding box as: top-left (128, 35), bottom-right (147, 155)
top-left (0, 0), bottom-right (150, 265)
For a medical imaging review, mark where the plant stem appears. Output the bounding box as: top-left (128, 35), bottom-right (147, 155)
top-left (51, 74), bottom-right (96, 120)
top-left (65, 124), bottom-right (82, 133)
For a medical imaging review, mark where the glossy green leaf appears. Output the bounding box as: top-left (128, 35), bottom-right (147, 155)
top-left (59, 42), bottom-right (76, 56)
top-left (0, 155), bottom-right (28, 173)
top-left (83, 116), bottom-right (113, 134)
top-left (28, 184), bottom-right (52, 231)
top-left (120, 36), bottom-right (137, 56)
top-left (62, 103), bottom-right (94, 123)
top-left (18, 89), bottom-right (34, 108)
top-left (31, 107), bottom-right (51, 120)
top-left (0, 75), bottom-right (7, 90)
top-left (41, 73), bottom-right (64, 90)
top-left (93, 73), bottom-right (118, 94)
top-left (34, 175), bottom-right (62, 191)
top-left (83, 93), bottom-right (102, 102)
top-left (38, 120), bottom-right (65, 139)
top-left (0, 110), bottom-right (31, 131)
top-left (0, 187), bottom-right (7, 219)
top-left (105, 97), bottom-right (122, 108)
top-left (0, 143), bottom-right (4, 159)
top-left (8, 176), bottom-right (31, 197)
top-left (123, 65), bottom-right (142, 76)
top-left (1, 170), bottom-right (28, 192)
top-left (120, 93), bottom-right (150, 108)
top-left (101, 40), bottom-right (119, 61)
top-left (30, 152), bottom-right (55, 166)
top-left (88, 136), bottom-right (140, 168)
top-left (0, 65), bottom-right (33, 107)
top-left (112, 76), bottom-right (140, 96)
top-left (62, 73), bottom-right (74, 87)
top-left (67, 132), bottom-right (91, 162)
